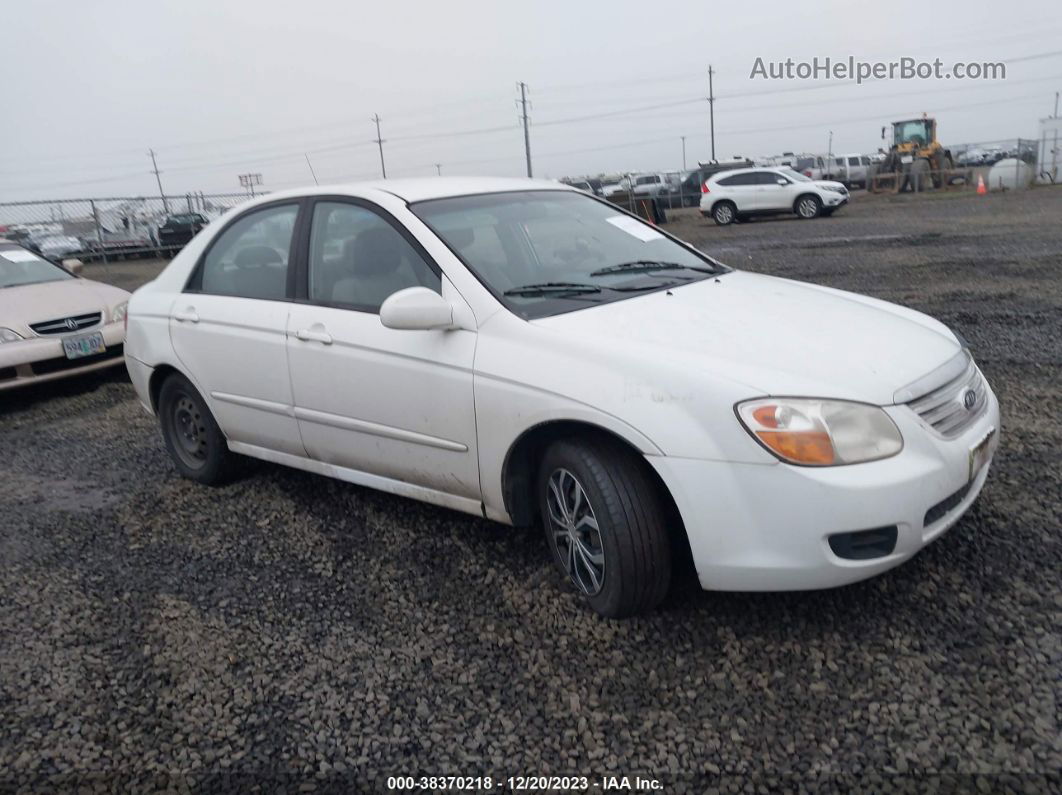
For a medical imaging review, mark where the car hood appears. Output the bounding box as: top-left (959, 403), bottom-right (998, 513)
top-left (814, 180), bottom-right (847, 190)
top-left (0, 278), bottom-right (130, 335)
top-left (532, 270), bottom-right (960, 405)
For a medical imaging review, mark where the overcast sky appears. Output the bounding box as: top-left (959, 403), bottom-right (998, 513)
top-left (2, 0), bottom-right (1060, 201)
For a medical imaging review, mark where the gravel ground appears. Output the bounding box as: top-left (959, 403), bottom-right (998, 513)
top-left (1, 188), bottom-right (1059, 792)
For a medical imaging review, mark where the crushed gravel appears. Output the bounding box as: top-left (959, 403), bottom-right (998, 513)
top-left (1, 187), bottom-right (1060, 792)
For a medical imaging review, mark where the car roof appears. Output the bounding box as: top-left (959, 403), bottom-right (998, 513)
top-left (708, 167), bottom-right (787, 179)
top-left (259, 177), bottom-right (573, 205)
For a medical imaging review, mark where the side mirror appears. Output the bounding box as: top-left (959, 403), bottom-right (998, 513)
top-left (776, 178), bottom-right (788, 186)
top-left (881, 126), bottom-right (887, 140)
top-left (379, 287), bottom-right (455, 331)
top-left (62, 258), bottom-right (84, 275)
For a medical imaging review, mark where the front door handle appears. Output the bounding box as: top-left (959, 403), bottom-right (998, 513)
top-left (174, 308), bottom-right (199, 323)
top-left (295, 327), bottom-right (333, 345)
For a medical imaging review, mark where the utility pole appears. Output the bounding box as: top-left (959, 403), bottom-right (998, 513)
top-left (304, 154), bottom-right (319, 185)
top-left (149, 149), bottom-right (169, 213)
top-left (1055, 91), bottom-right (1060, 118)
top-left (707, 66), bottom-right (716, 163)
top-left (680, 136), bottom-right (687, 170)
top-left (435, 163), bottom-right (442, 176)
top-left (372, 114), bottom-right (387, 179)
top-left (827, 130), bottom-right (834, 176)
top-left (518, 82), bottom-right (533, 177)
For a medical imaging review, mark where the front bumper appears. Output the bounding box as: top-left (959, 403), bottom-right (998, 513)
top-left (823, 192), bottom-right (849, 207)
top-left (0, 322), bottom-right (126, 391)
top-left (649, 387), bottom-right (1000, 591)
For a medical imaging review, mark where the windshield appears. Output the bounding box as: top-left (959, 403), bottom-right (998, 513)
top-left (781, 169), bottom-right (811, 182)
top-left (0, 247), bottom-right (74, 288)
top-left (895, 121), bottom-right (930, 146)
top-left (412, 190), bottom-right (727, 319)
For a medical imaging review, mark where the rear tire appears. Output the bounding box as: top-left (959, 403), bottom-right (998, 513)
top-left (712, 201), bottom-right (736, 226)
top-left (538, 437), bottom-right (672, 618)
top-left (795, 194), bottom-right (822, 219)
top-left (158, 373), bottom-right (238, 485)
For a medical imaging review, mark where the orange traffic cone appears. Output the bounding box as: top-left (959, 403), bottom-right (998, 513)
top-left (977, 174), bottom-right (987, 195)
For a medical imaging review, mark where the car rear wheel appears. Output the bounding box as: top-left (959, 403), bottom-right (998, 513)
top-left (795, 194), bottom-right (822, 219)
top-left (712, 201), bottom-right (736, 226)
top-left (538, 437), bottom-right (671, 618)
top-left (158, 373), bottom-right (237, 485)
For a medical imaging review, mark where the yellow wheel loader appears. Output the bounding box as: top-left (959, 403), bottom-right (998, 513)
top-left (873, 115), bottom-right (955, 192)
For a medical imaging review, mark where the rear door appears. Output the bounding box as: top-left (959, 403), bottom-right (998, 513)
top-left (717, 173), bottom-right (759, 210)
top-left (170, 201), bottom-right (306, 456)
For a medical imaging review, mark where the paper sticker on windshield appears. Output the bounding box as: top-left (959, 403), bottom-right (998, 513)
top-left (0, 248), bottom-right (44, 263)
top-left (606, 215), bottom-right (663, 242)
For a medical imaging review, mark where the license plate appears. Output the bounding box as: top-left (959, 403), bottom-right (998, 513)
top-left (900, 155), bottom-right (914, 164)
top-left (62, 331), bottom-right (105, 360)
top-left (968, 428), bottom-right (996, 483)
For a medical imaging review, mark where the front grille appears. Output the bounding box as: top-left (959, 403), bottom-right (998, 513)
top-left (924, 482), bottom-right (973, 527)
top-left (29, 344), bottom-right (122, 375)
top-left (0, 366), bottom-right (16, 381)
top-left (29, 312), bottom-right (102, 336)
top-left (905, 354), bottom-right (988, 438)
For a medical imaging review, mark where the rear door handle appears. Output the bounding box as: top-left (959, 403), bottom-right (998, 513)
top-left (295, 327), bottom-right (333, 345)
top-left (174, 308), bottom-right (199, 323)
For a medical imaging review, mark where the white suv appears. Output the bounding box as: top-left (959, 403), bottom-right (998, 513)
top-left (700, 167), bottom-right (849, 225)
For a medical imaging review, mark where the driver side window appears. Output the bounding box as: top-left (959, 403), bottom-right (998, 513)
top-left (308, 202), bottom-right (440, 314)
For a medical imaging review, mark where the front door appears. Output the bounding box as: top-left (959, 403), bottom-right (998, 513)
top-left (285, 199), bottom-right (480, 500)
top-left (170, 201), bottom-right (305, 456)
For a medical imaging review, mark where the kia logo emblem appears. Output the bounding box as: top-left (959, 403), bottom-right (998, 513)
top-left (962, 389), bottom-right (977, 410)
top-left (64, 318), bottom-right (78, 330)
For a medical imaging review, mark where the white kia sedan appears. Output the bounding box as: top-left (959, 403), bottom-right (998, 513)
top-left (700, 167), bottom-right (849, 225)
top-left (1, 242), bottom-right (129, 391)
top-left (124, 178), bottom-right (999, 618)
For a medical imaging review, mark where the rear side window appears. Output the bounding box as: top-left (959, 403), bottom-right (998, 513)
top-left (719, 173), bottom-right (759, 186)
top-left (196, 204), bottom-right (297, 300)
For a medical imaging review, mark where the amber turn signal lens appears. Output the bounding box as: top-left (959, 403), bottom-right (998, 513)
top-left (755, 430), bottom-right (835, 465)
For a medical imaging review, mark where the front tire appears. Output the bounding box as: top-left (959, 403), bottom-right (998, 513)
top-left (538, 437), bottom-right (672, 618)
top-left (712, 201), bottom-right (736, 226)
top-left (795, 194), bottom-right (822, 219)
top-left (158, 373), bottom-right (237, 485)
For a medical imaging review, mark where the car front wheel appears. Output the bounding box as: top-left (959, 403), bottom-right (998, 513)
top-left (538, 437), bottom-right (672, 618)
top-left (795, 194), bottom-right (822, 219)
top-left (158, 373), bottom-right (237, 485)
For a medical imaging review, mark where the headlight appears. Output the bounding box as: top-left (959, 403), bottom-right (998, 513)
top-left (111, 302), bottom-right (128, 323)
top-left (0, 327), bottom-right (24, 343)
top-left (736, 398), bottom-right (903, 466)
top-left (823, 185), bottom-right (846, 194)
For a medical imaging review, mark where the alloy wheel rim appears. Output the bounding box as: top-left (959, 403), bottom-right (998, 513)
top-left (172, 394), bottom-right (208, 466)
top-left (546, 468), bottom-right (605, 596)
top-left (717, 205), bottom-right (733, 223)
top-left (799, 199), bottom-right (817, 217)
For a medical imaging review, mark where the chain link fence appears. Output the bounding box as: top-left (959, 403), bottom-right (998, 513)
top-left (0, 192), bottom-right (251, 263)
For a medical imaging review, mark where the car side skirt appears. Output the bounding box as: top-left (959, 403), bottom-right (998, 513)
top-left (226, 440), bottom-right (486, 519)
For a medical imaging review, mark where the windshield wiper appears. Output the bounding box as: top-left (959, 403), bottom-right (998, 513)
top-left (590, 260), bottom-right (716, 277)
top-left (503, 282), bottom-right (602, 297)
